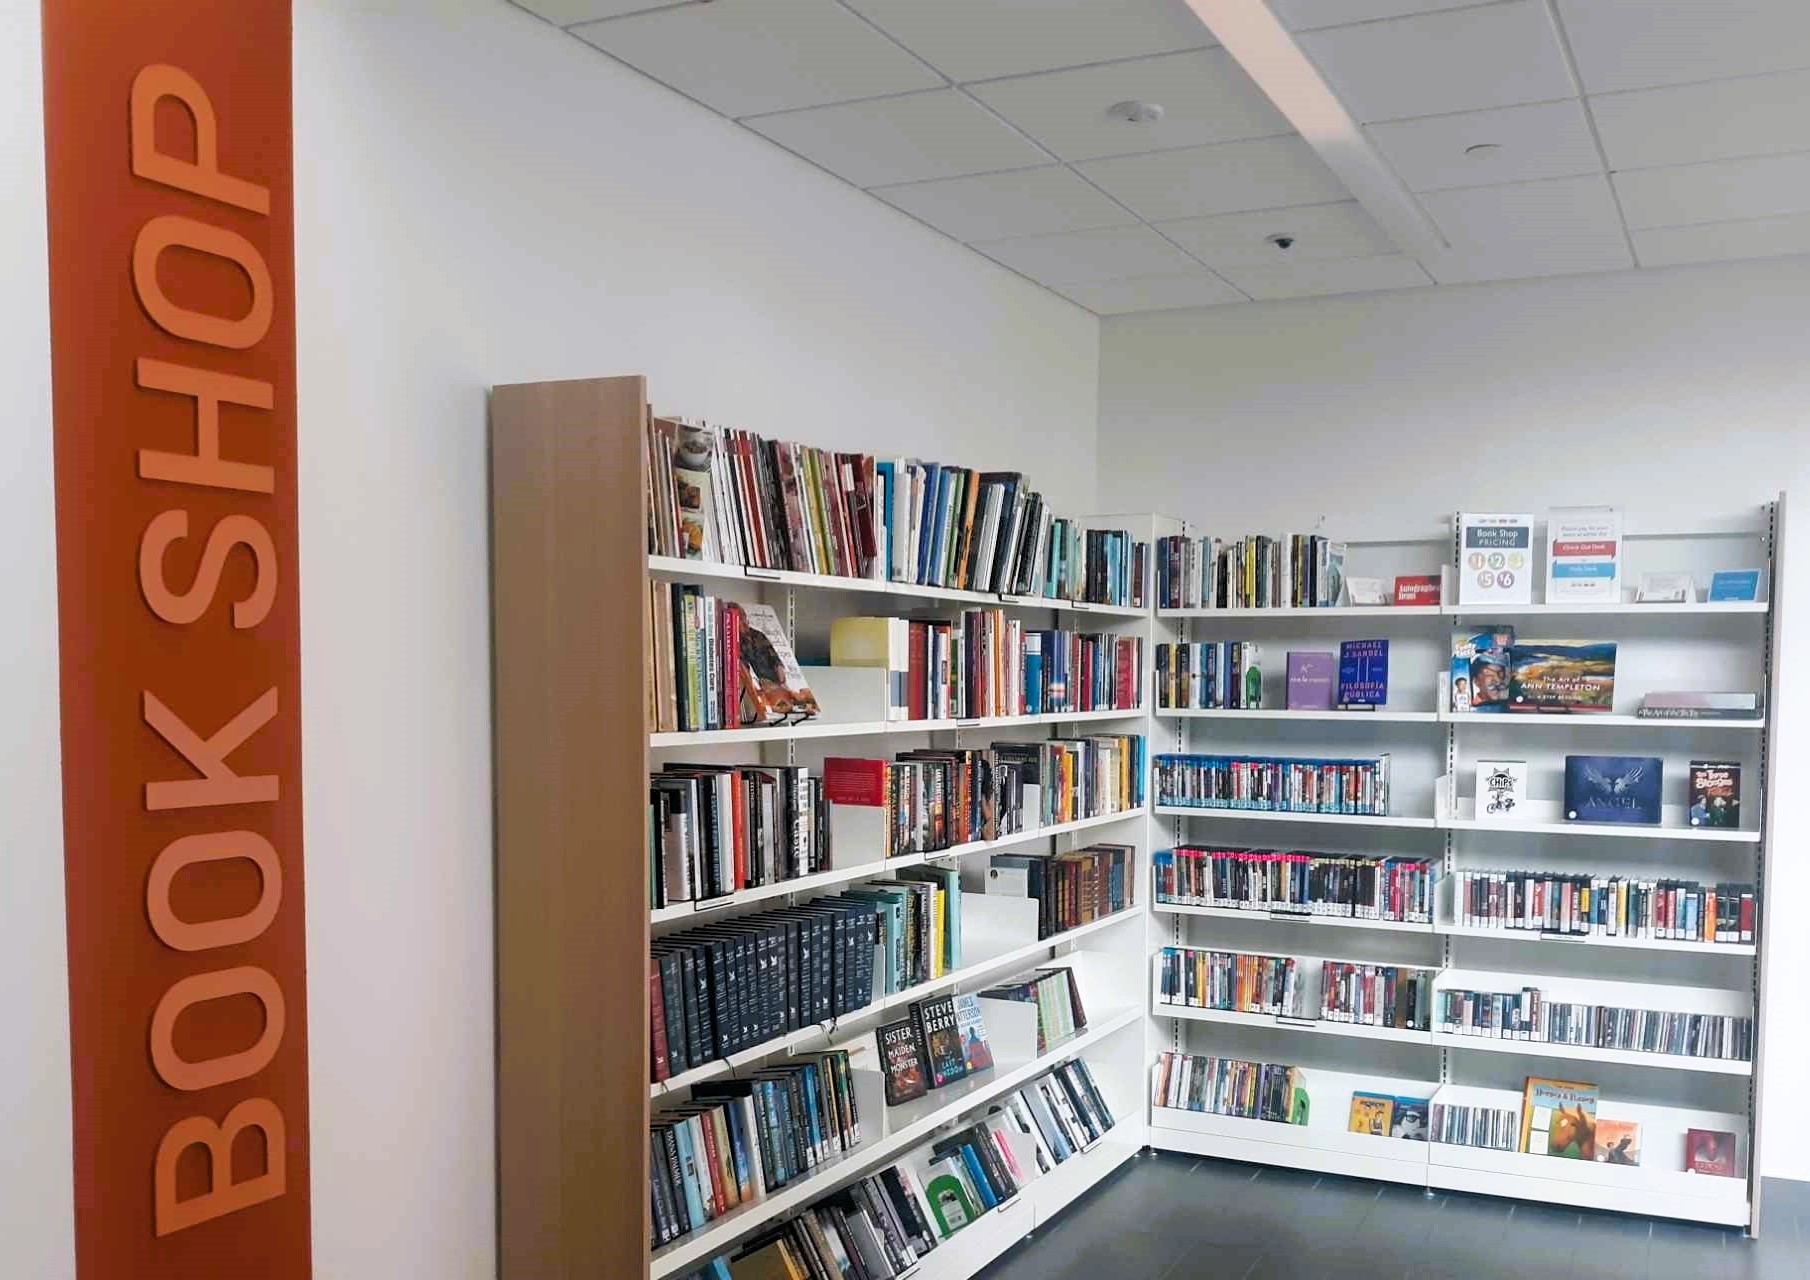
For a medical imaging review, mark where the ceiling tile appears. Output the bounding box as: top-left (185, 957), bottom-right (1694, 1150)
top-left (1613, 152), bottom-right (1810, 230)
top-left (971, 224), bottom-right (1199, 285)
top-left (845, 0), bottom-right (1213, 83)
top-left (1632, 211), bottom-right (1810, 269)
top-left (1216, 254), bottom-right (1432, 301)
top-left (871, 167), bottom-right (1134, 242)
top-left (570, 0), bottom-right (941, 118)
top-left (1059, 271), bottom-right (1246, 314)
top-left (746, 91), bottom-right (1050, 188)
top-left (1368, 100), bottom-right (1601, 192)
top-left (1299, 1), bottom-right (1575, 124)
top-left (1421, 173), bottom-right (1633, 283)
top-left (518, 0), bottom-right (695, 25)
top-left (1076, 135), bottom-right (1350, 221)
top-left (1271, 0), bottom-right (1486, 30)
top-left (1590, 69), bottom-right (1810, 172)
top-left (967, 49), bottom-right (1290, 163)
top-left (1556, 0), bottom-right (1810, 95)
top-left (1157, 201), bottom-right (1395, 266)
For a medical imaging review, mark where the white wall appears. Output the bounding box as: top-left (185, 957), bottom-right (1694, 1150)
top-left (0, 0), bottom-right (74, 1276)
top-left (1098, 257), bottom-right (1810, 1181)
top-left (293, 3), bottom-right (1097, 1276)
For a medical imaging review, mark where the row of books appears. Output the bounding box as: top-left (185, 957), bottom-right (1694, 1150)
top-left (1156, 949), bottom-right (1434, 1031)
top-left (1436, 989), bottom-right (1753, 1061)
top-left (981, 843), bottom-right (1136, 940)
top-left (1154, 641), bottom-right (1262, 710)
top-left (1155, 533), bottom-right (1346, 610)
top-left (1510, 1076), bottom-right (1737, 1174)
top-left (651, 1050), bottom-right (862, 1248)
top-left (649, 582), bottom-right (818, 733)
top-left (878, 967), bottom-right (1089, 1105)
top-left (1431, 1100), bottom-right (1518, 1150)
top-left (650, 899), bottom-right (876, 1082)
top-left (1152, 1052), bottom-right (1308, 1123)
top-left (647, 417), bottom-right (1148, 606)
top-left (1152, 847), bottom-right (1438, 924)
top-left (1154, 753), bottom-right (1393, 817)
top-left (651, 763), bottom-right (828, 908)
top-left (829, 614), bottom-right (1145, 720)
top-left (855, 868), bottom-right (964, 997)
top-left (687, 1057), bottom-right (1118, 1280)
top-left (1451, 870), bottom-right (1757, 945)
top-left (1348, 1092), bottom-right (1430, 1141)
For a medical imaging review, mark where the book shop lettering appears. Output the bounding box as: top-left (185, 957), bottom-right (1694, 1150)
top-left (131, 65), bottom-right (292, 1235)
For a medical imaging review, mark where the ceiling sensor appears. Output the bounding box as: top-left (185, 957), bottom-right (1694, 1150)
top-left (1106, 100), bottom-right (1165, 125)
top-left (1464, 143), bottom-right (1503, 156)
top-left (1266, 233), bottom-right (1295, 251)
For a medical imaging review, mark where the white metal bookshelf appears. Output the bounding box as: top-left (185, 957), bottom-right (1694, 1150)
top-left (1143, 502), bottom-right (1781, 1234)
top-left (645, 517), bottom-right (1161, 1277)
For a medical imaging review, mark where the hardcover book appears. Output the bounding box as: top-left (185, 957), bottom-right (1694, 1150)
top-left (1458, 513), bottom-right (1534, 605)
top-left (1564, 756), bottom-right (1662, 826)
top-left (740, 603), bottom-right (820, 724)
top-left (915, 995), bottom-right (968, 1089)
top-left (1286, 652), bottom-right (1336, 711)
top-left (1475, 759), bottom-right (1528, 823)
top-left (953, 993), bottom-right (994, 1073)
top-left (1686, 1128), bottom-right (1739, 1177)
top-left (1349, 1093), bottom-right (1393, 1137)
top-left (1596, 1119), bottom-right (1641, 1167)
top-left (1508, 640), bottom-right (1617, 713)
top-left (1519, 1077), bottom-right (1598, 1158)
top-left (922, 1165), bottom-right (980, 1236)
top-left (877, 1018), bottom-right (929, 1106)
top-left (1688, 761), bottom-right (1741, 829)
top-left (1336, 639), bottom-right (1388, 707)
top-left (1545, 506), bottom-right (1622, 603)
top-left (1451, 627), bottom-right (1514, 713)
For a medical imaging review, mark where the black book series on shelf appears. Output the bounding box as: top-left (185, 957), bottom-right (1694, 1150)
top-left (1153, 846), bottom-right (1436, 923)
top-left (1436, 989), bottom-right (1753, 1061)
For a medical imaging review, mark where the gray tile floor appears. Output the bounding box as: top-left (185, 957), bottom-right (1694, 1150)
top-left (975, 1152), bottom-right (1810, 1279)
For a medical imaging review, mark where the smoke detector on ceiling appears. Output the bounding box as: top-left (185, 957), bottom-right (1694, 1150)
top-left (1106, 100), bottom-right (1165, 125)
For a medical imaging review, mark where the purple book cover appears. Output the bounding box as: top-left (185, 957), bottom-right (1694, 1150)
top-left (1287, 652), bottom-right (1336, 711)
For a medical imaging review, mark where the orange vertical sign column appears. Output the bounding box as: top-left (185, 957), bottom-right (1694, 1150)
top-left (41, 2), bottom-right (311, 1275)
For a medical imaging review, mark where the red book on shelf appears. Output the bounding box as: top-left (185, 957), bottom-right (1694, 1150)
top-left (907, 622), bottom-right (929, 721)
top-left (1393, 574), bottom-right (1441, 606)
top-left (649, 963), bottom-right (670, 1083)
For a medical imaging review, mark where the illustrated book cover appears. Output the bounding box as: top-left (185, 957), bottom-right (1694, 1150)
top-left (1564, 755), bottom-right (1662, 826)
top-left (1286, 651), bottom-right (1335, 711)
top-left (740, 602), bottom-right (820, 724)
top-left (953, 992), bottom-right (994, 1073)
top-left (1688, 761), bottom-right (1741, 829)
top-left (1475, 759), bottom-right (1528, 824)
top-left (914, 995), bottom-right (968, 1089)
top-left (1458, 513), bottom-right (1534, 605)
top-left (1596, 1119), bottom-right (1641, 1166)
top-left (1686, 1129), bottom-right (1739, 1177)
top-left (1520, 1077), bottom-right (1598, 1158)
top-left (1508, 640), bottom-right (1617, 713)
top-left (1337, 639), bottom-right (1389, 707)
top-left (1348, 1093), bottom-right (1394, 1137)
top-left (877, 1018), bottom-right (929, 1106)
top-left (1545, 506), bottom-right (1622, 603)
top-left (1451, 626), bottom-right (1514, 713)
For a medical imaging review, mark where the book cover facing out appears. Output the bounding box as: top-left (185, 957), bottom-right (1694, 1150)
top-left (1564, 755), bottom-right (1662, 825)
top-left (1687, 1128), bottom-right (1739, 1176)
top-left (1520, 1078), bottom-right (1598, 1156)
top-left (1508, 641), bottom-right (1617, 713)
top-left (1475, 759), bottom-right (1528, 823)
top-left (877, 1018), bottom-right (929, 1105)
top-left (1336, 639), bottom-right (1388, 707)
top-left (1451, 626), bottom-right (1514, 713)
top-left (1596, 1119), bottom-right (1641, 1166)
top-left (1286, 651), bottom-right (1335, 711)
top-left (1458, 513), bottom-right (1534, 604)
top-left (1688, 761), bottom-right (1741, 828)
top-left (915, 995), bottom-right (968, 1089)
top-left (953, 993), bottom-right (993, 1073)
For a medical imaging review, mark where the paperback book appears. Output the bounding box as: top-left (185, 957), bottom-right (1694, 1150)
top-left (1596, 1119), bottom-right (1641, 1166)
top-left (1687, 1128), bottom-right (1739, 1176)
top-left (1508, 640), bottom-right (1617, 713)
top-left (1564, 755), bottom-right (1662, 826)
top-left (1451, 626), bottom-right (1514, 713)
top-left (1286, 651), bottom-right (1336, 711)
top-left (913, 996), bottom-right (968, 1090)
top-left (878, 1019), bottom-right (929, 1106)
top-left (953, 993), bottom-right (994, 1073)
top-left (1520, 1077), bottom-right (1598, 1159)
top-left (1336, 639), bottom-right (1388, 708)
top-left (741, 602), bottom-right (820, 724)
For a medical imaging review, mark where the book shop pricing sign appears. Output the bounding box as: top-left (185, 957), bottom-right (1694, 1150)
top-left (42, 1), bottom-right (311, 1275)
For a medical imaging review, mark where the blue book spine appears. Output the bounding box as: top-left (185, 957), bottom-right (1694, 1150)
top-left (722, 1099), bottom-right (752, 1200)
top-left (875, 461), bottom-right (895, 579)
top-left (672, 1119), bottom-right (708, 1227)
top-left (959, 1144), bottom-right (1000, 1209)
